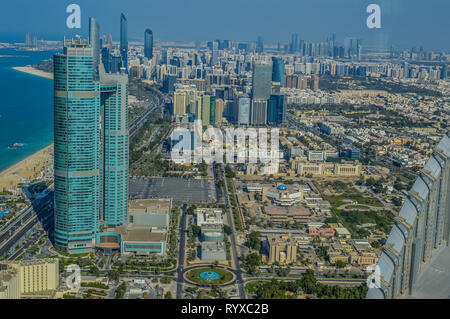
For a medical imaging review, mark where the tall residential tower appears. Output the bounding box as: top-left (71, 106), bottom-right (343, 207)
top-left (54, 38), bottom-right (129, 253)
top-left (53, 38), bottom-right (101, 253)
top-left (120, 13), bottom-right (128, 70)
top-left (144, 28), bottom-right (154, 60)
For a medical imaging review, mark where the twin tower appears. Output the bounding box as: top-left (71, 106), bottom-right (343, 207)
top-left (53, 38), bottom-right (129, 254)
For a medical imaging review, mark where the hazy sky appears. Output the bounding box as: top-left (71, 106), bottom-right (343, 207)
top-left (0, 0), bottom-right (449, 50)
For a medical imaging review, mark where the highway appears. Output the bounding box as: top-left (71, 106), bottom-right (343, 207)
top-left (219, 164), bottom-right (246, 299)
top-left (128, 95), bottom-right (166, 136)
top-left (0, 190), bottom-right (54, 258)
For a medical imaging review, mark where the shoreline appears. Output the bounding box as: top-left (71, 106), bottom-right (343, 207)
top-left (0, 144), bottom-right (54, 190)
top-left (12, 66), bottom-right (53, 80)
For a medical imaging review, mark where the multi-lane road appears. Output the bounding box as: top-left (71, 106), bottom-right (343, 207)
top-left (176, 204), bottom-right (188, 299)
top-left (219, 164), bottom-right (246, 299)
top-left (0, 190), bottom-right (54, 258)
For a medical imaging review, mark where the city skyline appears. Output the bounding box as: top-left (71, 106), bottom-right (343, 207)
top-left (0, 0), bottom-right (450, 51)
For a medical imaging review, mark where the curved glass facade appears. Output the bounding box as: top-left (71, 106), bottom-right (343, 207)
top-left (367, 132), bottom-right (450, 298)
top-left (100, 73), bottom-right (129, 227)
top-left (54, 39), bottom-right (100, 253)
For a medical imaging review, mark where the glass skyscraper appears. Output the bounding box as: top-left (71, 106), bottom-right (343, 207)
top-left (120, 13), bottom-right (128, 70)
top-left (53, 38), bottom-right (100, 253)
top-left (256, 35), bottom-right (264, 54)
top-left (144, 29), bottom-right (154, 60)
top-left (367, 132), bottom-right (450, 299)
top-left (271, 57), bottom-right (285, 87)
top-left (237, 95), bottom-right (251, 126)
top-left (54, 38), bottom-right (129, 253)
top-left (252, 62), bottom-right (272, 100)
top-left (268, 93), bottom-right (286, 125)
top-left (88, 17), bottom-right (100, 76)
top-left (100, 72), bottom-right (129, 227)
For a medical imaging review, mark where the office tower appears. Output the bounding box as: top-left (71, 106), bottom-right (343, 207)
top-left (209, 95), bottom-right (216, 125)
top-left (210, 41), bottom-right (219, 66)
top-left (367, 132), bottom-right (450, 299)
top-left (252, 62), bottom-right (273, 100)
top-left (251, 100), bottom-right (268, 125)
top-left (272, 57), bottom-right (285, 87)
top-left (290, 33), bottom-right (299, 53)
top-left (174, 90), bottom-right (187, 115)
top-left (251, 62), bottom-right (272, 126)
top-left (53, 38), bottom-right (100, 253)
top-left (197, 95), bottom-right (215, 126)
top-left (144, 28), bottom-right (154, 60)
top-left (215, 98), bottom-right (224, 124)
top-left (237, 95), bottom-right (251, 125)
top-left (268, 93), bottom-right (286, 125)
top-left (256, 35), bottom-right (264, 54)
top-left (441, 63), bottom-right (448, 80)
top-left (101, 47), bottom-right (111, 73)
top-left (89, 17), bottom-right (100, 75)
top-left (99, 71), bottom-right (129, 227)
top-left (344, 37), bottom-right (361, 59)
top-left (120, 13), bottom-right (128, 69)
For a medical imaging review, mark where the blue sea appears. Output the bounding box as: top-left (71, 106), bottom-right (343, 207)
top-left (0, 48), bottom-right (57, 172)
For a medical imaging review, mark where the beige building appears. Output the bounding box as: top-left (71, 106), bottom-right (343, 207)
top-left (0, 259), bottom-right (59, 299)
top-left (267, 234), bottom-right (297, 265)
top-left (295, 161), bottom-right (361, 176)
top-left (0, 265), bottom-right (20, 299)
top-left (215, 98), bottom-right (224, 124)
top-left (174, 91), bottom-right (187, 115)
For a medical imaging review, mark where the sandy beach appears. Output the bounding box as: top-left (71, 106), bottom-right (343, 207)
top-left (0, 66), bottom-right (54, 191)
top-left (12, 66), bottom-right (53, 80)
top-left (0, 144), bottom-right (54, 191)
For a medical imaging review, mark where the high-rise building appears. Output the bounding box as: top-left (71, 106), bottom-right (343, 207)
top-left (120, 13), bottom-right (128, 70)
top-left (54, 38), bottom-right (129, 253)
top-left (174, 91), bottom-right (187, 115)
top-left (237, 94), bottom-right (251, 126)
top-left (441, 63), bottom-right (448, 80)
top-left (252, 62), bottom-right (272, 100)
top-left (215, 98), bottom-right (224, 124)
top-left (144, 28), bottom-right (154, 60)
top-left (251, 100), bottom-right (268, 125)
top-left (290, 33), bottom-right (299, 53)
top-left (196, 94), bottom-right (215, 126)
top-left (367, 132), bottom-right (450, 299)
top-left (89, 17), bottom-right (100, 75)
top-left (344, 37), bottom-right (361, 60)
top-left (271, 57), bottom-right (285, 87)
top-left (268, 93), bottom-right (286, 125)
top-left (256, 35), bottom-right (264, 54)
top-left (99, 71), bottom-right (129, 227)
top-left (54, 38), bottom-right (101, 253)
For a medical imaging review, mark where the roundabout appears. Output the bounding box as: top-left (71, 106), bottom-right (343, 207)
top-left (184, 266), bottom-right (236, 286)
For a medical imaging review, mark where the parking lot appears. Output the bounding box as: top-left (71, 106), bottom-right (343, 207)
top-left (129, 177), bottom-right (215, 203)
